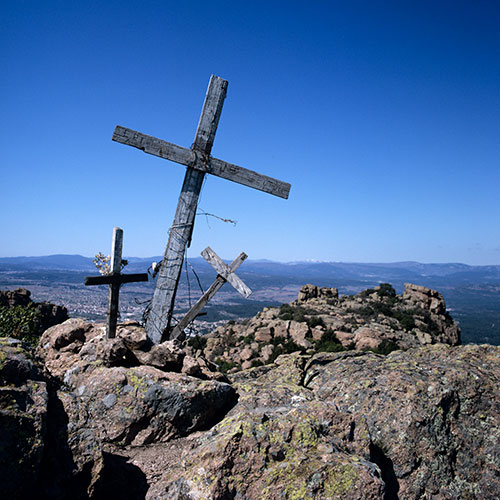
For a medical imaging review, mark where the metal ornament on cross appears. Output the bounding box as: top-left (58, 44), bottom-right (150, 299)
top-left (112, 75), bottom-right (291, 344)
top-left (84, 227), bottom-right (148, 338)
top-left (170, 246), bottom-right (251, 340)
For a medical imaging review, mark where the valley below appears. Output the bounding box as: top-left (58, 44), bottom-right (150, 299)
top-left (1, 256), bottom-right (499, 345)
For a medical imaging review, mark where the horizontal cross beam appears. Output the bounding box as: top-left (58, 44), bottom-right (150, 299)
top-left (84, 273), bottom-right (149, 286)
top-left (113, 126), bottom-right (291, 200)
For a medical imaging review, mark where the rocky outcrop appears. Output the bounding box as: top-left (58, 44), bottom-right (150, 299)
top-left (121, 344), bottom-right (500, 499)
top-left (297, 284), bottom-right (339, 302)
top-left (0, 288), bottom-right (68, 340)
top-left (37, 319), bottom-right (226, 382)
top-left (190, 283), bottom-right (460, 372)
top-left (0, 338), bottom-right (48, 499)
top-left (3, 285), bottom-right (499, 499)
top-left (0, 319), bottom-right (232, 499)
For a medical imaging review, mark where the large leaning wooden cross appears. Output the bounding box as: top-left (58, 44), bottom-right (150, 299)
top-left (112, 75), bottom-right (291, 344)
top-left (84, 227), bottom-right (148, 338)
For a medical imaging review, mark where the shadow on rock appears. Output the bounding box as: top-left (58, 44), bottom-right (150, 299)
top-left (370, 442), bottom-right (400, 500)
top-left (91, 452), bottom-right (149, 500)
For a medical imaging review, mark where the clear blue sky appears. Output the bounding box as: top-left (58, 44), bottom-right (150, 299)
top-left (1, 1), bottom-right (499, 264)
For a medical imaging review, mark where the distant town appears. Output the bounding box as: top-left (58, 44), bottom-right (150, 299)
top-left (1, 255), bottom-right (500, 345)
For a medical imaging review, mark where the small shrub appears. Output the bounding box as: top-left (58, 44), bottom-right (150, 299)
top-left (370, 339), bottom-right (399, 355)
top-left (239, 333), bottom-right (255, 344)
top-left (251, 359), bottom-right (264, 368)
top-left (315, 328), bottom-right (350, 353)
top-left (268, 340), bottom-right (305, 364)
top-left (215, 358), bottom-right (236, 373)
top-left (349, 306), bottom-right (376, 319)
top-left (278, 304), bottom-right (307, 323)
top-left (377, 283), bottom-right (396, 298)
top-left (317, 341), bottom-right (346, 353)
top-left (187, 335), bottom-right (207, 351)
top-left (394, 310), bottom-right (416, 331)
top-left (371, 301), bottom-right (394, 317)
top-left (0, 304), bottom-right (39, 346)
top-left (307, 316), bottom-right (325, 328)
top-left (444, 311), bottom-right (454, 327)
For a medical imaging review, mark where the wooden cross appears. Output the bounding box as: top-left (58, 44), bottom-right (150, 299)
top-left (112, 75), bottom-right (291, 344)
top-left (84, 227), bottom-right (148, 338)
top-left (170, 247), bottom-right (251, 340)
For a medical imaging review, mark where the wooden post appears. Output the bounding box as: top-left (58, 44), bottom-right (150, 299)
top-left (112, 75), bottom-right (291, 344)
top-left (107, 227), bottom-right (123, 338)
top-left (145, 76), bottom-right (228, 344)
top-left (84, 227), bottom-right (148, 338)
top-left (170, 247), bottom-right (251, 339)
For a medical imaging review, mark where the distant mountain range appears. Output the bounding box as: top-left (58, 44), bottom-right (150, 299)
top-left (1, 254), bottom-right (500, 283)
top-left (1, 255), bottom-right (500, 345)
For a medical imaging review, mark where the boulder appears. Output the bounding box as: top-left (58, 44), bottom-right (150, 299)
top-left (181, 354), bottom-right (227, 381)
top-left (288, 321), bottom-right (311, 348)
top-left (0, 339), bottom-right (48, 498)
top-left (335, 330), bottom-right (355, 347)
top-left (61, 365), bottom-right (237, 447)
top-left (306, 345), bottom-right (500, 498)
top-left (297, 284), bottom-right (339, 302)
top-left (132, 340), bottom-right (185, 371)
top-left (255, 327), bottom-right (273, 342)
top-left (403, 283), bottom-right (446, 314)
top-left (0, 288), bottom-right (32, 307)
top-left (133, 344), bottom-right (500, 498)
top-left (353, 326), bottom-right (382, 350)
top-left (273, 321), bottom-right (290, 339)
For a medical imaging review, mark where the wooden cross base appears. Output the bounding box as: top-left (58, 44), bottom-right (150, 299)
top-left (170, 247), bottom-right (251, 340)
top-left (84, 227), bottom-right (148, 338)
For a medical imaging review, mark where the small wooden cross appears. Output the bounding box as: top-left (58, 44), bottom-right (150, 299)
top-left (84, 227), bottom-right (148, 338)
top-left (170, 247), bottom-right (251, 340)
top-left (112, 75), bottom-right (291, 343)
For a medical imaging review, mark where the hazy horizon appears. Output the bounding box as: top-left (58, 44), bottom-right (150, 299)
top-left (1, 253), bottom-right (499, 268)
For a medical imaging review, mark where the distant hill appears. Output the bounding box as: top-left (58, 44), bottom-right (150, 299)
top-left (1, 254), bottom-right (500, 283)
top-left (1, 255), bottom-right (500, 345)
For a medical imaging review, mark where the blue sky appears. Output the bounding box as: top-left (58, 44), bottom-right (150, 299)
top-left (1, 1), bottom-right (499, 264)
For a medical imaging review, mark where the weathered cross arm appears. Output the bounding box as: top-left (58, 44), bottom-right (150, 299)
top-left (112, 126), bottom-right (291, 200)
top-left (84, 273), bottom-right (148, 286)
top-left (201, 247), bottom-right (251, 298)
top-left (170, 247), bottom-right (251, 339)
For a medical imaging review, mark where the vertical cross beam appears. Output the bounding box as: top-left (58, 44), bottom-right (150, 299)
top-left (146, 76), bottom-right (228, 343)
top-left (107, 227), bottom-right (123, 338)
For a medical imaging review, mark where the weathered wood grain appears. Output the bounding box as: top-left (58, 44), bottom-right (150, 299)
top-left (113, 127), bottom-right (290, 199)
top-left (107, 227), bottom-right (123, 338)
top-left (208, 157), bottom-right (290, 199)
top-left (170, 249), bottom-right (249, 339)
top-left (112, 126), bottom-right (193, 166)
top-left (193, 75), bottom-right (228, 154)
top-left (201, 247), bottom-right (252, 298)
top-left (146, 76), bottom-right (228, 343)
